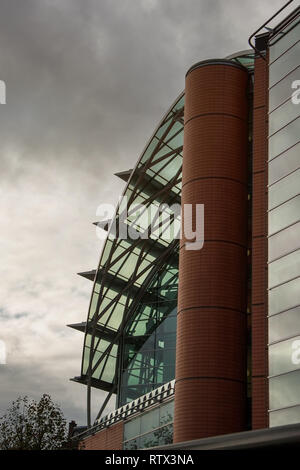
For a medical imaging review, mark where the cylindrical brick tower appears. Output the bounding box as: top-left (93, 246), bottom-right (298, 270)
top-left (174, 59), bottom-right (249, 443)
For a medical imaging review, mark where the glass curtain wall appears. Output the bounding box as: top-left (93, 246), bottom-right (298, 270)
top-left (268, 12), bottom-right (300, 427)
top-left (80, 93), bottom-right (184, 413)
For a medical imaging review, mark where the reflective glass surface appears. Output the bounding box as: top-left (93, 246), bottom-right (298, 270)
top-left (269, 277), bottom-right (300, 316)
top-left (79, 93), bottom-right (184, 401)
top-left (269, 169), bottom-right (300, 210)
top-left (269, 221), bottom-right (300, 262)
top-left (269, 370), bottom-right (300, 410)
top-left (269, 117), bottom-right (300, 159)
top-left (269, 66), bottom-right (300, 111)
top-left (269, 143), bottom-right (300, 185)
top-left (270, 405), bottom-right (300, 427)
top-left (269, 41), bottom-right (300, 87)
top-left (269, 195), bottom-right (300, 235)
top-left (269, 307), bottom-right (300, 343)
top-left (269, 18), bottom-right (300, 63)
top-left (269, 406), bottom-right (300, 427)
top-left (268, 11), bottom-right (300, 427)
top-left (269, 335), bottom-right (300, 376)
top-left (269, 249), bottom-right (300, 288)
top-left (119, 267), bottom-right (177, 404)
top-left (269, 98), bottom-right (300, 136)
top-left (123, 400), bottom-right (174, 449)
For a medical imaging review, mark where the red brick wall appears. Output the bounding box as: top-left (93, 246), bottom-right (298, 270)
top-left (174, 62), bottom-right (249, 443)
top-left (80, 422), bottom-right (124, 450)
top-left (251, 55), bottom-right (269, 430)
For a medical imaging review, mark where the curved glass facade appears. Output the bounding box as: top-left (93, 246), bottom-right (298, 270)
top-left (268, 13), bottom-right (300, 427)
top-left (79, 93), bottom-right (184, 416)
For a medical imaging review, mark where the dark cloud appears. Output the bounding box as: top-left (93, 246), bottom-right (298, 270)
top-left (0, 0), bottom-right (289, 424)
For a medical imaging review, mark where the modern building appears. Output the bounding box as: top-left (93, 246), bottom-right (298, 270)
top-left (69, 3), bottom-right (300, 450)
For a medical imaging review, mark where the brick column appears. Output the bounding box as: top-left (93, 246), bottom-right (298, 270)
top-left (251, 54), bottom-right (269, 430)
top-left (174, 60), bottom-right (249, 443)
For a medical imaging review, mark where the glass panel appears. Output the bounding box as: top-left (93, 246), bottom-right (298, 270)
top-left (140, 138), bottom-right (160, 164)
top-left (140, 407), bottom-right (159, 435)
top-left (270, 405), bottom-right (300, 427)
top-left (269, 169), bottom-right (300, 210)
top-left (269, 118), bottom-right (300, 160)
top-left (269, 277), bottom-right (300, 316)
top-left (157, 120), bottom-right (182, 145)
top-left (269, 142), bottom-right (300, 185)
top-left (269, 18), bottom-right (300, 62)
top-left (97, 301), bottom-right (127, 331)
top-left (165, 128), bottom-right (183, 150)
top-left (160, 400), bottom-right (174, 426)
top-left (269, 307), bottom-right (300, 343)
top-left (269, 41), bottom-right (300, 87)
top-left (80, 92), bottom-right (183, 396)
top-left (233, 54), bottom-right (254, 71)
top-left (269, 335), bottom-right (300, 376)
top-left (135, 424), bottom-right (173, 448)
top-left (88, 292), bottom-right (99, 319)
top-left (152, 155), bottom-right (182, 185)
top-left (269, 221), bottom-right (300, 262)
top-left (123, 400), bottom-right (174, 448)
top-left (82, 336), bottom-right (118, 382)
top-left (269, 66), bottom-right (300, 111)
top-left (124, 438), bottom-right (139, 450)
top-left (269, 369), bottom-right (300, 410)
top-left (269, 249), bottom-right (300, 288)
top-left (101, 354), bottom-right (117, 382)
top-left (82, 347), bottom-right (89, 375)
top-left (140, 430), bottom-right (159, 449)
top-left (173, 94), bottom-right (184, 111)
top-left (269, 97), bottom-right (300, 136)
top-left (269, 195), bottom-right (300, 235)
top-left (158, 424), bottom-right (173, 445)
top-left (124, 416), bottom-right (140, 441)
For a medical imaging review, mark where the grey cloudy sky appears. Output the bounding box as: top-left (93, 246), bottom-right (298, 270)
top-left (0, 0), bottom-right (294, 426)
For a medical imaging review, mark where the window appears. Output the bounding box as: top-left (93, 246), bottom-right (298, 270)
top-left (123, 400), bottom-right (174, 449)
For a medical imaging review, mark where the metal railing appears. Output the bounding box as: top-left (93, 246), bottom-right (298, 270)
top-left (74, 380), bottom-right (175, 441)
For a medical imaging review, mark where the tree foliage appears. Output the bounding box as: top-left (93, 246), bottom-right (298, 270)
top-left (0, 394), bottom-right (67, 450)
